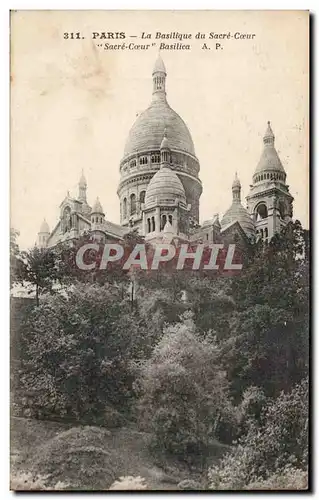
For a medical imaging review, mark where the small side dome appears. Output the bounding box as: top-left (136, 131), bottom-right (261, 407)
top-left (221, 204), bottom-right (255, 236)
top-left (254, 121), bottom-right (285, 176)
top-left (92, 197), bottom-right (104, 214)
top-left (145, 167), bottom-right (186, 207)
top-left (39, 218), bottom-right (50, 233)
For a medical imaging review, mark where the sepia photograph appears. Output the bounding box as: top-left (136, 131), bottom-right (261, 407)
top-left (10, 10), bottom-right (309, 491)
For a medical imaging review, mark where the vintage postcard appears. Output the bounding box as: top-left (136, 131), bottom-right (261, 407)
top-left (10, 10), bottom-right (309, 491)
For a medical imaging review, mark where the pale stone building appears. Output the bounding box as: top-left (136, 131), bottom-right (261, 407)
top-left (37, 55), bottom-right (293, 249)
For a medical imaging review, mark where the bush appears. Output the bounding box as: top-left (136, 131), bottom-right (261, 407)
top-left (18, 284), bottom-right (139, 421)
top-left (245, 466), bottom-right (308, 490)
top-left (137, 312), bottom-right (234, 462)
top-left (30, 426), bottom-right (124, 490)
top-left (208, 379), bottom-right (308, 490)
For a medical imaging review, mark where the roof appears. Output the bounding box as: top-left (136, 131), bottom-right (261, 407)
top-left (254, 122), bottom-right (285, 175)
top-left (39, 219), bottom-right (50, 233)
top-left (123, 100), bottom-right (196, 158)
top-left (220, 219), bottom-right (250, 241)
top-left (123, 57), bottom-right (196, 158)
top-left (145, 166), bottom-right (186, 207)
top-left (153, 53), bottom-right (166, 74)
top-left (221, 201), bottom-right (255, 236)
top-left (92, 197), bottom-right (104, 214)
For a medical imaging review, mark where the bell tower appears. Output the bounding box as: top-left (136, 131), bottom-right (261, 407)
top-left (246, 122), bottom-right (294, 242)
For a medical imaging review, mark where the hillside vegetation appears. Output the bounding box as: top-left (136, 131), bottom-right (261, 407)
top-left (10, 222), bottom-right (309, 491)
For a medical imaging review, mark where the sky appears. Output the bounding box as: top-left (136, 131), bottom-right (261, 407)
top-left (10, 10), bottom-right (309, 249)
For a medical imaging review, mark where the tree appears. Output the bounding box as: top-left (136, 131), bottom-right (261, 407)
top-left (16, 246), bottom-right (60, 305)
top-left (10, 228), bottom-right (25, 287)
top-left (18, 283), bottom-right (146, 421)
top-left (223, 221), bottom-right (309, 399)
top-left (136, 312), bottom-right (234, 462)
top-left (209, 378), bottom-right (308, 490)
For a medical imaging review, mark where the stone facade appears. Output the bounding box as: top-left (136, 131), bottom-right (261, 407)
top-left (37, 57), bottom-right (294, 249)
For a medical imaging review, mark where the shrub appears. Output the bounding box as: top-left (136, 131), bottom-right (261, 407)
top-left (18, 284), bottom-right (139, 421)
top-left (30, 426), bottom-right (124, 490)
top-left (137, 312), bottom-right (233, 462)
top-left (245, 466), bottom-right (308, 490)
top-left (208, 379), bottom-right (308, 490)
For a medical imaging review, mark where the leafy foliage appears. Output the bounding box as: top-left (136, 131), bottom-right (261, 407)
top-left (14, 245), bottom-right (60, 305)
top-left (136, 312), bottom-right (234, 462)
top-left (12, 219), bottom-right (309, 489)
top-left (18, 284), bottom-right (143, 421)
top-left (224, 221), bottom-right (309, 399)
top-left (208, 378), bottom-right (308, 490)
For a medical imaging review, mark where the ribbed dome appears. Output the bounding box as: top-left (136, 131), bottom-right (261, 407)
top-left (123, 100), bottom-right (196, 158)
top-left (254, 122), bottom-right (285, 175)
top-left (39, 219), bottom-right (50, 233)
top-left (221, 202), bottom-right (255, 236)
top-left (255, 147), bottom-right (285, 174)
top-left (145, 166), bottom-right (186, 207)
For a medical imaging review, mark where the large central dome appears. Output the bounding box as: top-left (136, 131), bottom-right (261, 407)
top-left (123, 54), bottom-right (196, 159)
top-left (118, 55), bottom-right (202, 227)
top-left (124, 100), bottom-right (196, 158)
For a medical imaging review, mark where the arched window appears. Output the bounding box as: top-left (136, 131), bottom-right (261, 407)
top-left (168, 214), bottom-right (173, 225)
top-left (255, 203), bottom-right (268, 221)
top-left (151, 216), bottom-right (155, 232)
top-left (260, 228), bottom-right (264, 239)
top-left (139, 191), bottom-right (146, 204)
top-left (265, 227), bottom-right (268, 239)
top-left (267, 173), bottom-right (270, 179)
top-left (139, 156), bottom-right (148, 165)
top-left (123, 198), bottom-right (127, 219)
top-left (147, 218), bottom-right (151, 233)
top-left (151, 154), bottom-right (160, 163)
top-left (161, 214), bottom-right (167, 230)
top-left (130, 194), bottom-right (136, 215)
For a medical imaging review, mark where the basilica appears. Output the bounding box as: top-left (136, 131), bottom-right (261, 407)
top-left (38, 54), bottom-right (294, 249)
